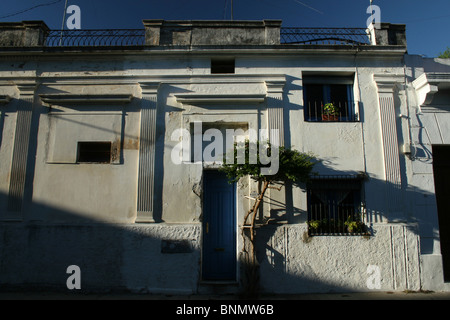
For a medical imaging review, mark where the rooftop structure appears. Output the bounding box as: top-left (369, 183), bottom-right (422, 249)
top-left (0, 20), bottom-right (405, 48)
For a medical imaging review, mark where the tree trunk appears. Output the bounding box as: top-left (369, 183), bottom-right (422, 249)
top-left (241, 180), bottom-right (270, 297)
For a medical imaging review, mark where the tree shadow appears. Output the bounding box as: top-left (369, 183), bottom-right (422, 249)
top-left (250, 160), bottom-right (444, 294)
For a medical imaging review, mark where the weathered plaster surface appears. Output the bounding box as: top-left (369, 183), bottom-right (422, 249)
top-left (257, 224), bottom-right (421, 293)
top-left (0, 21), bottom-right (450, 293)
top-left (0, 223), bottom-right (201, 294)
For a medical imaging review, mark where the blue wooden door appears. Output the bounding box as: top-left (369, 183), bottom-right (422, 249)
top-left (202, 171), bottom-right (236, 281)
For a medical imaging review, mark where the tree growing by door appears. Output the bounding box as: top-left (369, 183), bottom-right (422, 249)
top-left (220, 140), bottom-right (317, 296)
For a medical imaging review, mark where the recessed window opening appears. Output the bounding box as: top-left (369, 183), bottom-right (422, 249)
top-left (307, 175), bottom-right (366, 235)
top-left (211, 58), bottom-right (235, 74)
top-left (77, 142), bottom-right (112, 163)
top-left (303, 74), bottom-right (357, 122)
top-left (190, 122), bottom-right (248, 163)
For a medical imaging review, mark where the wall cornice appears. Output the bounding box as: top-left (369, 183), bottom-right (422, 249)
top-left (373, 73), bottom-right (405, 94)
top-left (412, 72), bottom-right (450, 106)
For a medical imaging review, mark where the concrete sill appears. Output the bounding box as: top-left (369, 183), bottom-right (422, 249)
top-left (199, 281), bottom-right (239, 286)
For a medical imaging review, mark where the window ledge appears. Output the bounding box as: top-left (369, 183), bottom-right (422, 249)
top-left (199, 280), bottom-right (239, 285)
top-left (309, 232), bottom-right (371, 237)
top-left (40, 94), bottom-right (134, 106)
top-left (175, 93), bottom-right (266, 105)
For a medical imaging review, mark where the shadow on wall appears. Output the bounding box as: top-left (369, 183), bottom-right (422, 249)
top-left (406, 55), bottom-right (450, 82)
top-left (0, 88), bottom-right (180, 223)
top-left (0, 191), bottom-right (202, 294)
top-left (0, 178), bottom-right (437, 296)
top-left (0, 108), bottom-right (5, 151)
top-left (0, 191), bottom-right (363, 295)
top-left (266, 155), bottom-right (438, 224)
top-left (256, 161), bottom-right (443, 292)
top-left (0, 79), bottom-right (444, 295)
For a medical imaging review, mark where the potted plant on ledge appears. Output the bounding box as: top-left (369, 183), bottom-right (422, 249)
top-left (344, 215), bottom-right (367, 234)
top-left (322, 102), bottom-right (340, 121)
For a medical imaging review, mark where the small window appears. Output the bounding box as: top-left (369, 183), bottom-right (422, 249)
top-left (303, 75), bottom-right (357, 122)
top-left (307, 176), bottom-right (366, 235)
top-left (77, 142), bottom-right (111, 163)
top-left (211, 58), bottom-right (235, 74)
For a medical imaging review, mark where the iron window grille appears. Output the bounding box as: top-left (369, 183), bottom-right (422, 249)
top-left (307, 175), bottom-right (366, 236)
top-left (303, 75), bottom-right (358, 122)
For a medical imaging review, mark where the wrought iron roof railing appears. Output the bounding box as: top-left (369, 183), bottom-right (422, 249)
top-left (280, 27), bottom-right (371, 45)
top-left (43, 27), bottom-right (371, 47)
top-left (45, 29), bottom-right (145, 47)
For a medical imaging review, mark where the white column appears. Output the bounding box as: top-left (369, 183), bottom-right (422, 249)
top-left (136, 82), bottom-right (160, 223)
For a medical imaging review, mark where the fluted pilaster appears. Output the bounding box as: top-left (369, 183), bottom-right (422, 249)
top-left (374, 74), bottom-right (404, 220)
top-left (136, 82), bottom-right (160, 223)
top-left (7, 82), bottom-right (36, 214)
top-left (266, 80), bottom-right (285, 147)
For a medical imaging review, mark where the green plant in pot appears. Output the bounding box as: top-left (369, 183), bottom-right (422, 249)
top-left (322, 103), bottom-right (340, 121)
top-left (344, 215), bottom-right (365, 233)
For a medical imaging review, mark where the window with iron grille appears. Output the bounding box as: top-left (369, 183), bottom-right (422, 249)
top-left (307, 176), bottom-right (366, 235)
top-left (303, 75), bottom-right (357, 122)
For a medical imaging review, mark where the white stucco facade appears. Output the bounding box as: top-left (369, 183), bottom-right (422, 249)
top-left (0, 20), bottom-right (450, 294)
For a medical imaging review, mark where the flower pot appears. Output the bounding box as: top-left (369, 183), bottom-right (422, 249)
top-left (322, 114), bottom-right (339, 121)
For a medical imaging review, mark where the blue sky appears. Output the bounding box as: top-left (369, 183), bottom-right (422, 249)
top-left (0, 0), bottom-right (449, 57)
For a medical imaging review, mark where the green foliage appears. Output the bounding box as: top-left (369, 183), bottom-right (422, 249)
top-left (308, 220), bottom-right (321, 230)
top-left (323, 102), bottom-right (339, 115)
top-left (308, 215), bottom-right (368, 234)
top-left (344, 215), bottom-right (366, 233)
top-left (438, 47), bottom-right (450, 59)
top-left (220, 140), bottom-right (317, 185)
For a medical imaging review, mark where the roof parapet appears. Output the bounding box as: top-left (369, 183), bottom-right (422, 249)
top-left (368, 22), bottom-right (406, 47)
top-left (0, 20), bottom-right (407, 50)
top-left (142, 19), bottom-right (282, 46)
top-left (0, 21), bottom-right (49, 47)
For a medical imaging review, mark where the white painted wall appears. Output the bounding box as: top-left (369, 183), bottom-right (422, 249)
top-left (0, 47), bottom-right (449, 293)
